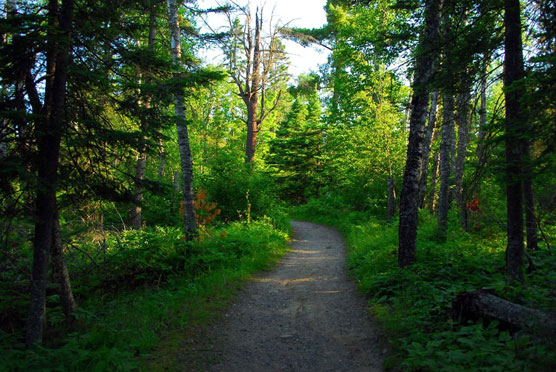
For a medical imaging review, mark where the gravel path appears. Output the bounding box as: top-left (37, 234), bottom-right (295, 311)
top-left (207, 220), bottom-right (385, 372)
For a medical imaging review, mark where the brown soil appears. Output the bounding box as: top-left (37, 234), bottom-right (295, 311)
top-left (181, 220), bottom-right (385, 371)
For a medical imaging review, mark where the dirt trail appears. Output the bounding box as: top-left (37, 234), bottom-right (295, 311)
top-left (197, 220), bottom-right (385, 371)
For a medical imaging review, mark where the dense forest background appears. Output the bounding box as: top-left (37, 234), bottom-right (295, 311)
top-left (0, 0), bottom-right (555, 370)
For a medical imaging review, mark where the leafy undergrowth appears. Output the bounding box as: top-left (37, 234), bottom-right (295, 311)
top-left (0, 218), bottom-right (290, 372)
top-left (292, 197), bottom-right (556, 372)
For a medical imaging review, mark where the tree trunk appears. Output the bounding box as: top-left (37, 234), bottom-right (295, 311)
top-left (1, 1), bottom-right (12, 157)
top-left (150, 13), bottom-right (165, 179)
top-left (452, 289), bottom-right (556, 336)
top-left (477, 63), bottom-right (488, 167)
top-left (225, 7), bottom-right (282, 164)
top-left (245, 10), bottom-right (262, 163)
top-left (245, 101), bottom-right (258, 163)
top-left (437, 92), bottom-right (454, 237)
top-left (167, 0), bottom-right (197, 240)
top-left (418, 91), bottom-right (439, 208)
top-left (130, 151), bottom-right (146, 229)
top-left (387, 175), bottom-right (395, 223)
top-left (26, 0), bottom-right (73, 347)
top-left (6, 0), bottom-right (27, 141)
top-left (50, 207), bottom-right (77, 329)
top-left (158, 137), bottom-right (165, 177)
top-left (428, 151), bottom-right (440, 213)
top-left (173, 171), bottom-right (180, 192)
top-left (398, 0), bottom-right (442, 268)
top-left (503, 0), bottom-right (525, 282)
top-left (454, 89), bottom-right (471, 231)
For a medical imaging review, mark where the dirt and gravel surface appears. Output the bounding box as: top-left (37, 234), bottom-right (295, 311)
top-left (193, 220), bottom-right (385, 372)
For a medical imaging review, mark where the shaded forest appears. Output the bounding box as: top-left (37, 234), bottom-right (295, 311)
top-left (0, 0), bottom-right (555, 370)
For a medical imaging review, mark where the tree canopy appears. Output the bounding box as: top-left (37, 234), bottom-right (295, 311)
top-left (0, 0), bottom-right (555, 370)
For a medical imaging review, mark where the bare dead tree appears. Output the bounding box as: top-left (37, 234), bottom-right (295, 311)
top-left (219, 3), bottom-right (288, 163)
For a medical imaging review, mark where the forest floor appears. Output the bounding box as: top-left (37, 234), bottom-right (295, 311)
top-left (176, 220), bottom-right (386, 371)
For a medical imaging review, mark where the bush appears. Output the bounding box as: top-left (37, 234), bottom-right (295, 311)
top-left (0, 218), bottom-right (290, 372)
top-left (197, 153), bottom-right (282, 222)
top-left (294, 197), bottom-right (556, 371)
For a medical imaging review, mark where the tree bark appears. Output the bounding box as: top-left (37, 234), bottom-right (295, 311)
top-left (454, 89), bottom-right (471, 231)
top-left (244, 9), bottom-right (262, 163)
top-left (418, 91), bottom-right (439, 208)
top-left (130, 151), bottom-right (146, 229)
top-left (26, 0), bottom-right (73, 347)
top-left (387, 175), bottom-right (395, 223)
top-left (50, 206), bottom-right (77, 329)
top-left (167, 0), bottom-right (197, 239)
top-left (503, 0), bottom-right (525, 282)
top-left (222, 7), bottom-right (283, 164)
top-left (158, 137), bottom-right (165, 177)
top-left (428, 151), bottom-right (440, 213)
top-left (476, 62), bottom-right (488, 167)
top-left (452, 289), bottom-right (556, 336)
top-left (398, 0), bottom-right (442, 268)
top-left (245, 100), bottom-right (259, 163)
top-left (437, 92), bottom-right (455, 237)
top-left (173, 171), bottom-right (180, 192)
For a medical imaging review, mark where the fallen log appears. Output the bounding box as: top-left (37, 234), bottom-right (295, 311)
top-left (452, 289), bottom-right (556, 336)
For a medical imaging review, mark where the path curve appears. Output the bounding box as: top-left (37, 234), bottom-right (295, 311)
top-left (209, 220), bottom-right (385, 371)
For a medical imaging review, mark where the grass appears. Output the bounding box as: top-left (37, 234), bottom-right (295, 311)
top-left (0, 218), bottom-right (290, 372)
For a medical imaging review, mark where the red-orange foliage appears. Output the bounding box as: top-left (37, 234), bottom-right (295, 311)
top-left (179, 189), bottom-right (221, 232)
top-left (466, 197), bottom-right (481, 213)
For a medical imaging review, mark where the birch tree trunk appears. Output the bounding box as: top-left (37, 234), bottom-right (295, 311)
top-left (26, 0), bottom-right (73, 347)
top-left (167, 0), bottom-right (197, 239)
top-left (504, 0), bottom-right (525, 282)
top-left (398, 0), bottom-right (442, 267)
top-left (418, 90), bottom-right (439, 208)
top-left (437, 92), bottom-right (455, 237)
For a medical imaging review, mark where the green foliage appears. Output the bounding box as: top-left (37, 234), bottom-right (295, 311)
top-left (267, 75), bottom-right (324, 203)
top-left (294, 201), bottom-right (556, 371)
top-left (0, 219), bottom-right (289, 371)
top-left (2, 0), bottom-right (555, 370)
top-left (318, 2), bottom-right (410, 214)
top-left (197, 150), bottom-right (282, 223)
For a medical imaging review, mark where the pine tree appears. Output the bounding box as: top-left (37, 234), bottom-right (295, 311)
top-left (267, 81), bottom-right (323, 203)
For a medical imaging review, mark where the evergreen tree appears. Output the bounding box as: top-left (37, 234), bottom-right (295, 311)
top-left (267, 75), bottom-right (323, 203)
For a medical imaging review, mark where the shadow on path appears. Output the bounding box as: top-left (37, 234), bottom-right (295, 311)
top-left (206, 220), bottom-right (385, 372)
